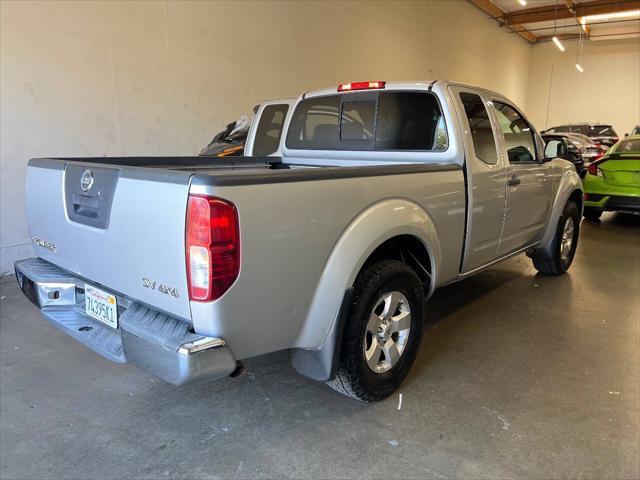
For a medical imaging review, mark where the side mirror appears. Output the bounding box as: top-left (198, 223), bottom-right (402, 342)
top-left (544, 139), bottom-right (568, 161)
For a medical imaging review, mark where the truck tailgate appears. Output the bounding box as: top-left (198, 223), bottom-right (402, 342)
top-left (26, 159), bottom-right (193, 320)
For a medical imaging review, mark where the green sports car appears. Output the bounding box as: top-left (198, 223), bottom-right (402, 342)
top-left (583, 135), bottom-right (640, 220)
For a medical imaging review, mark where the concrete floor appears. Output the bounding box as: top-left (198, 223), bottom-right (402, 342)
top-left (1, 213), bottom-right (638, 480)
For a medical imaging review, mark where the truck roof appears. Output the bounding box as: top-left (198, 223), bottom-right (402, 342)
top-left (301, 80), bottom-right (508, 101)
top-left (551, 122), bottom-right (612, 127)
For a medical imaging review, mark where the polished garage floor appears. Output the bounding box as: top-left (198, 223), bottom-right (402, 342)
top-left (1, 214), bottom-right (638, 480)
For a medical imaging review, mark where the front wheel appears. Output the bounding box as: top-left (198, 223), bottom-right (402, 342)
top-left (327, 259), bottom-right (425, 402)
top-left (532, 200), bottom-right (580, 276)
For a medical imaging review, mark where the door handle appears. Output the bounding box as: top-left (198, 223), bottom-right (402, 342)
top-left (507, 174), bottom-right (521, 187)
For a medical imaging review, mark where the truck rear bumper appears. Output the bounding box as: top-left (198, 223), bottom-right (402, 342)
top-left (14, 258), bottom-right (237, 385)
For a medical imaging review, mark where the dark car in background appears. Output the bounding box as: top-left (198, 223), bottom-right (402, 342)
top-left (198, 100), bottom-right (294, 158)
top-left (564, 132), bottom-right (608, 164)
top-left (541, 133), bottom-right (585, 175)
top-left (541, 132), bottom-right (605, 176)
top-left (543, 123), bottom-right (619, 148)
top-left (199, 115), bottom-right (253, 157)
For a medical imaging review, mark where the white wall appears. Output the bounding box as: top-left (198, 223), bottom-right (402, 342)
top-left (0, 0), bottom-right (532, 274)
top-left (526, 38), bottom-right (640, 136)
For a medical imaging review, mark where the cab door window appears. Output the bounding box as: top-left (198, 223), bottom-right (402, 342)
top-left (492, 102), bottom-right (537, 163)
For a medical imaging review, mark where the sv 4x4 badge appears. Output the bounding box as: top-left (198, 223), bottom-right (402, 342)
top-left (142, 277), bottom-right (179, 298)
top-left (31, 236), bottom-right (56, 252)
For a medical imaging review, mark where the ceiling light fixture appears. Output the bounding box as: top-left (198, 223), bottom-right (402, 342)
top-left (518, 0), bottom-right (527, 6)
top-left (552, 36), bottom-right (566, 52)
top-left (581, 9), bottom-right (640, 23)
top-left (580, 17), bottom-right (588, 32)
top-left (575, 63), bottom-right (584, 73)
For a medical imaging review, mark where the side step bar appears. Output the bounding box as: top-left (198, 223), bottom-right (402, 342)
top-left (14, 258), bottom-right (237, 385)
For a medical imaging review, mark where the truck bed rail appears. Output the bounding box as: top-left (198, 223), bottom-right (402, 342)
top-left (33, 156), bottom-right (281, 170)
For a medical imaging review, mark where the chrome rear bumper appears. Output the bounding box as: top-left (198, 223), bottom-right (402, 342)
top-left (14, 258), bottom-right (237, 385)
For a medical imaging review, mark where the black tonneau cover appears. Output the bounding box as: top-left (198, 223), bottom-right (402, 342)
top-left (34, 155), bottom-right (460, 187)
top-left (40, 156), bottom-right (278, 170)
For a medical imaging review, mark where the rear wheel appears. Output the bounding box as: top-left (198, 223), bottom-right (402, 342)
top-left (583, 207), bottom-right (603, 221)
top-left (326, 259), bottom-right (425, 402)
top-left (533, 200), bottom-right (580, 276)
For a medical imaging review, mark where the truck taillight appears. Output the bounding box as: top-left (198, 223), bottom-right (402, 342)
top-left (338, 81), bottom-right (386, 92)
top-left (186, 195), bottom-right (239, 301)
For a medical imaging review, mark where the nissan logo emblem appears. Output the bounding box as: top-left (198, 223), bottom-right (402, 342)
top-left (80, 169), bottom-right (94, 192)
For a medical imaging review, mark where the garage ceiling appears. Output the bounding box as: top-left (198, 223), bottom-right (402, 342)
top-left (468, 0), bottom-right (640, 43)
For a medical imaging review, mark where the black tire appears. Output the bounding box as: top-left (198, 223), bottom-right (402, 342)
top-left (583, 206), bottom-right (603, 221)
top-left (326, 259), bottom-right (425, 402)
top-left (533, 200), bottom-right (580, 276)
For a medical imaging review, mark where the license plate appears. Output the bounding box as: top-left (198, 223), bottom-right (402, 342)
top-left (85, 284), bottom-right (118, 329)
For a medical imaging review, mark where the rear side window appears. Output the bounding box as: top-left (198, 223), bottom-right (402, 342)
top-left (459, 92), bottom-right (498, 165)
top-left (252, 104), bottom-right (290, 156)
top-left (286, 91), bottom-right (447, 151)
top-left (615, 138), bottom-right (640, 153)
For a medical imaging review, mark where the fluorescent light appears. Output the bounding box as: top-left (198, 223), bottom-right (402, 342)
top-left (581, 9), bottom-right (640, 23)
top-left (518, 0), bottom-right (527, 5)
top-left (552, 36), bottom-right (566, 52)
top-left (575, 64), bottom-right (584, 73)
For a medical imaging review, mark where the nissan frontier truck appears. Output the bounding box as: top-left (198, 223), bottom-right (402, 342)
top-left (15, 80), bottom-right (582, 401)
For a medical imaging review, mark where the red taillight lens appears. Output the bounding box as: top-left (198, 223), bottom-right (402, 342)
top-left (587, 159), bottom-right (606, 177)
top-left (186, 195), bottom-right (239, 301)
top-left (338, 81), bottom-right (386, 92)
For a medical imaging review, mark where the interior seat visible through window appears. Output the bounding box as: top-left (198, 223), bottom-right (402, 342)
top-left (313, 124), bottom-right (337, 142)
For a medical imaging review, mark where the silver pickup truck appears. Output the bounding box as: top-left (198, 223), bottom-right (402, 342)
top-left (16, 80), bottom-right (583, 401)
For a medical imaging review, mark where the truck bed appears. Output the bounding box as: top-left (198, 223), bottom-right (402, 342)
top-left (40, 155), bottom-right (459, 183)
top-left (26, 155), bottom-right (465, 358)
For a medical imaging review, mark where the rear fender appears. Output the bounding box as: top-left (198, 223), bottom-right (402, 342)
top-left (291, 199), bottom-right (440, 380)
